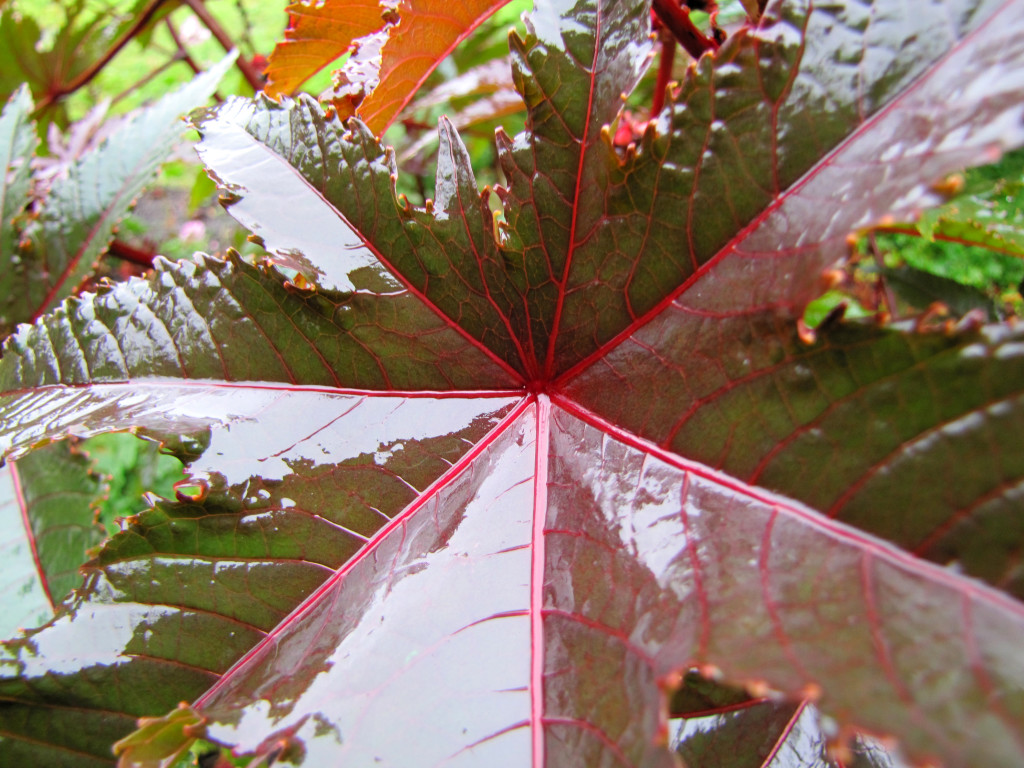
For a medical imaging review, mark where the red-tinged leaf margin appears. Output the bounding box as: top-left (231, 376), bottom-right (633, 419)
top-left (8, 462), bottom-right (48, 607)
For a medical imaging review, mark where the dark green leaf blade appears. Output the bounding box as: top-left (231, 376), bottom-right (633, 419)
top-left (193, 94), bottom-right (529, 381)
top-left (0, 392), bottom-right (520, 765)
top-left (0, 463), bottom-right (53, 637)
top-left (0, 250), bottom-right (514, 399)
top-left (568, 316), bottom-right (1024, 599)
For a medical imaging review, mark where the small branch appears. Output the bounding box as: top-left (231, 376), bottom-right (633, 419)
top-left (181, 0), bottom-right (263, 92)
top-left (110, 56), bottom-right (179, 106)
top-left (651, 0), bottom-right (719, 61)
top-left (651, 28), bottom-right (677, 116)
top-left (165, 18), bottom-right (204, 76)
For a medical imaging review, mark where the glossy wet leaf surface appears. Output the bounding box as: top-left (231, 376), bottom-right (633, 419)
top-left (2, 0), bottom-right (1024, 766)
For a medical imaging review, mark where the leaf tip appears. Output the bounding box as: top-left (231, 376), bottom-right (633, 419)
top-left (173, 477), bottom-right (208, 503)
top-left (797, 317), bottom-right (816, 345)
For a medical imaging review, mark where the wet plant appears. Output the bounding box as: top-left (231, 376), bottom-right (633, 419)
top-left (2, 1), bottom-right (1024, 766)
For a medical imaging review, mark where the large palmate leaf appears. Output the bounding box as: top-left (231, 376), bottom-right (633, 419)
top-left (3, 0), bottom-right (1024, 766)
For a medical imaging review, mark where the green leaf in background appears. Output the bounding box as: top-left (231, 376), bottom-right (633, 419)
top-left (0, 86), bottom-right (36, 279)
top-left (0, 52), bottom-right (235, 338)
top-left (907, 146), bottom-right (1024, 258)
top-left (0, 441), bottom-right (106, 637)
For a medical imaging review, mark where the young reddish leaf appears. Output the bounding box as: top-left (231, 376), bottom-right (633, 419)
top-left (1, 0), bottom-right (1024, 766)
top-left (266, 0), bottom-right (514, 135)
top-left (264, 0), bottom-right (386, 98)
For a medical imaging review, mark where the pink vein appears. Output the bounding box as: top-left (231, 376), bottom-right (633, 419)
top-left (193, 394), bottom-right (532, 708)
top-left (443, 120), bottom-right (533, 372)
top-left (531, 393), bottom-right (550, 768)
top-left (759, 507), bottom-right (811, 680)
top-left (679, 472), bottom-right (709, 660)
top-left (10, 461), bottom-right (55, 609)
top-left (758, 700), bottom-right (808, 768)
top-left (824, 393), bottom-right (1023, 518)
top-left (551, 393), bottom-right (1024, 621)
top-left (961, 593), bottom-right (1024, 756)
top-left (553, 0), bottom-right (1019, 389)
top-left (913, 475), bottom-right (1024, 555)
top-left (542, 0), bottom-right (603, 380)
top-left (859, 552), bottom-right (920, 713)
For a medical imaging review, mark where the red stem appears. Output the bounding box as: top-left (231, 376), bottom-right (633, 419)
top-left (34, 0), bottom-right (174, 112)
top-left (651, 0), bottom-right (719, 60)
top-left (107, 239), bottom-right (157, 268)
top-left (875, 225), bottom-right (1024, 258)
top-left (651, 28), bottom-right (677, 116)
top-left (164, 18), bottom-right (204, 76)
top-left (110, 56), bottom-right (180, 106)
